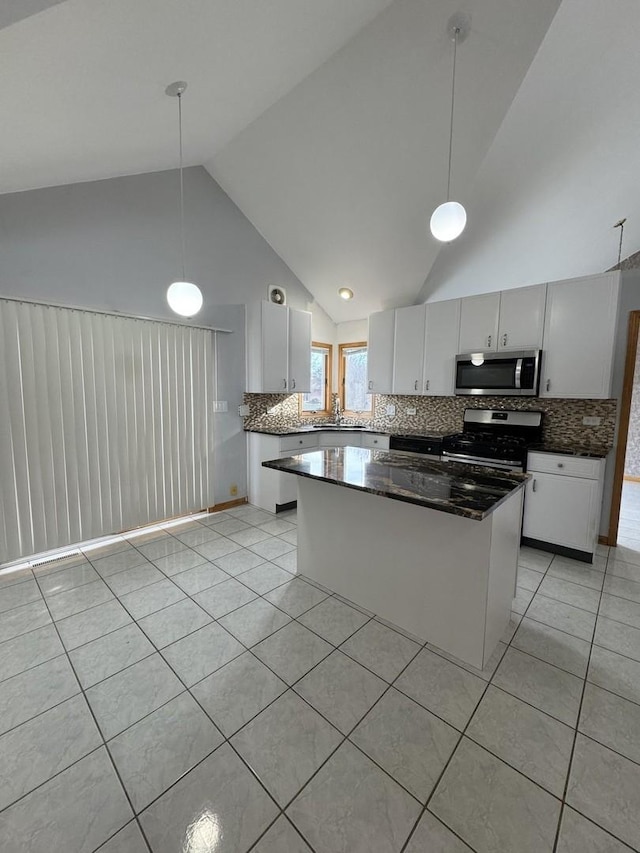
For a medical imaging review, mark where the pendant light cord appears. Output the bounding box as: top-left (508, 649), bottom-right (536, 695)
top-left (446, 28), bottom-right (459, 202)
top-left (177, 90), bottom-right (186, 281)
top-left (615, 217), bottom-right (626, 266)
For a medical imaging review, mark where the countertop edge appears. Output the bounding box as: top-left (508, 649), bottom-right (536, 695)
top-left (262, 456), bottom-right (527, 521)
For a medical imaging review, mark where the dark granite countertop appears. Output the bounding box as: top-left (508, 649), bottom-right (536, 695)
top-left (529, 444), bottom-right (610, 460)
top-left (263, 447), bottom-right (527, 521)
top-left (245, 426), bottom-right (457, 438)
top-left (246, 425), bottom-right (377, 436)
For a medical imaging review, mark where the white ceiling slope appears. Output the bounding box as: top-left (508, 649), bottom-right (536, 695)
top-left (0, 0), bottom-right (66, 30)
top-left (420, 0), bottom-right (640, 302)
top-left (209, 0), bottom-right (561, 322)
top-left (0, 0), bottom-right (392, 194)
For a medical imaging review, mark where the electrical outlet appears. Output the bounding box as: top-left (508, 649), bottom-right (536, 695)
top-left (406, 407), bottom-right (417, 415)
top-left (582, 416), bottom-right (601, 426)
top-left (238, 404), bottom-right (250, 417)
top-left (386, 405), bottom-right (396, 416)
top-left (213, 401), bottom-right (228, 413)
top-left (229, 484), bottom-right (238, 496)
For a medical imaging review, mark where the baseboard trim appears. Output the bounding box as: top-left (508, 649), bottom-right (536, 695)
top-left (598, 534), bottom-right (610, 546)
top-left (207, 497), bottom-right (248, 513)
top-left (623, 475), bottom-right (640, 483)
top-left (521, 536), bottom-right (594, 564)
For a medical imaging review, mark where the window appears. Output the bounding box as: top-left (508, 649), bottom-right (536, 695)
top-left (300, 342), bottom-right (332, 416)
top-left (339, 342), bottom-right (372, 417)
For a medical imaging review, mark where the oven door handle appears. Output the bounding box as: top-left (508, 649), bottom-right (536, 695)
top-left (442, 451), bottom-right (523, 471)
top-left (514, 358), bottom-right (523, 389)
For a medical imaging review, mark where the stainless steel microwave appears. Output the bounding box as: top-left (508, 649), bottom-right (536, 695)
top-left (455, 350), bottom-right (541, 396)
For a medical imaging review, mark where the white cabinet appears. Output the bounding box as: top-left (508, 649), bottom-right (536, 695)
top-left (540, 272), bottom-right (619, 399)
top-left (393, 306), bottom-right (426, 395)
top-left (497, 284), bottom-right (546, 350)
top-left (249, 432), bottom-right (319, 512)
top-left (288, 308), bottom-right (312, 393)
top-left (367, 310), bottom-right (395, 394)
top-left (318, 431), bottom-right (363, 448)
top-left (458, 293), bottom-right (500, 353)
top-left (423, 299), bottom-right (460, 395)
top-left (246, 302), bottom-right (312, 393)
top-left (523, 452), bottom-right (606, 559)
top-left (361, 433), bottom-right (390, 449)
top-left (459, 286), bottom-right (546, 354)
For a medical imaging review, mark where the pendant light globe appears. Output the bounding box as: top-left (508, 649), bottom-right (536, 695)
top-left (430, 200), bottom-right (467, 242)
top-left (165, 81), bottom-right (203, 317)
top-left (429, 14), bottom-right (470, 243)
top-left (167, 281), bottom-right (203, 317)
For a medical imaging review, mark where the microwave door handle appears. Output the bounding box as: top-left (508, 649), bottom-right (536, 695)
top-left (514, 358), bottom-right (523, 389)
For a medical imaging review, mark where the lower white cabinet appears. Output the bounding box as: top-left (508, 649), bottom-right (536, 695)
top-left (523, 452), bottom-right (606, 559)
top-left (361, 433), bottom-right (390, 449)
top-left (248, 433), bottom-right (317, 512)
top-left (248, 431), bottom-right (388, 511)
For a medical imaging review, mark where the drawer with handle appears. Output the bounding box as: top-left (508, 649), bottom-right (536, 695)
top-left (527, 452), bottom-right (602, 480)
top-left (361, 433), bottom-right (390, 450)
top-left (279, 434), bottom-right (319, 453)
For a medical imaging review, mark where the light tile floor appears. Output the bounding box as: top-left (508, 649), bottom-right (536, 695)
top-left (1, 506), bottom-right (640, 851)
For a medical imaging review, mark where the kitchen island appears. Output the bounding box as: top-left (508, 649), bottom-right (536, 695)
top-left (263, 447), bottom-right (527, 669)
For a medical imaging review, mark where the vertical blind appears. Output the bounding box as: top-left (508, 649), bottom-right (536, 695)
top-left (0, 298), bottom-right (216, 563)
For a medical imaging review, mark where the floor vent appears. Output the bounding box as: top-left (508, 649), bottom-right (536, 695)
top-left (31, 550), bottom-right (82, 568)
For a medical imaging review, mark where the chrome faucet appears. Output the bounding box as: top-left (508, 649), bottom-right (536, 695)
top-left (333, 394), bottom-right (342, 426)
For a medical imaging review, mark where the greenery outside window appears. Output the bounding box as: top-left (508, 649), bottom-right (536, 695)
top-left (339, 342), bottom-right (372, 417)
top-left (300, 342), bottom-right (332, 416)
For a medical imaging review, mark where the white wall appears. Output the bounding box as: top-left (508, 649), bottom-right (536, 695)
top-left (0, 166), bottom-right (335, 508)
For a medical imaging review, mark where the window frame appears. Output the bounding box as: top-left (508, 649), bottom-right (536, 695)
top-left (299, 341), bottom-right (333, 418)
top-left (338, 341), bottom-right (372, 419)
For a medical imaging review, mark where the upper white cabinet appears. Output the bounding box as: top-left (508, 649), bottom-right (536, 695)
top-left (423, 299), bottom-right (460, 395)
top-left (367, 309), bottom-right (395, 394)
top-left (459, 285), bottom-right (546, 354)
top-left (497, 284), bottom-right (546, 350)
top-left (458, 293), bottom-right (500, 353)
top-left (288, 308), bottom-right (312, 393)
top-left (246, 301), bottom-right (312, 393)
top-left (393, 306), bottom-right (426, 395)
top-left (540, 272), bottom-right (620, 399)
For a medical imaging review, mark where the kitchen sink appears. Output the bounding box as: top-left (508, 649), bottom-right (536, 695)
top-left (311, 424), bottom-right (366, 430)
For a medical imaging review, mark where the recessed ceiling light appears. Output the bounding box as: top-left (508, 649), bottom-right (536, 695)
top-left (338, 287), bottom-right (354, 300)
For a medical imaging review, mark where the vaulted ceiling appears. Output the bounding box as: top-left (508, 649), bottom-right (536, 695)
top-left (2, 0), bottom-right (639, 323)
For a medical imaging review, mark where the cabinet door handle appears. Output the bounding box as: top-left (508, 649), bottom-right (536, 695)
top-left (425, 379), bottom-right (430, 391)
top-left (502, 333), bottom-right (508, 347)
top-left (291, 379), bottom-right (296, 389)
top-left (532, 479), bottom-right (537, 492)
top-left (414, 380), bottom-right (418, 391)
top-left (546, 379), bottom-right (551, 392)
top-left (487, 335), bottom-right (492, 348)
top-left (557, 462), bottom-right (564, 468)
top-left (368, 380), bottom-right (373, 390)
top-left (283, 379), bottom-right (287, 389)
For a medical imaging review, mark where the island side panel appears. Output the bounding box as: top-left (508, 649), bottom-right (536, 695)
top-left (484, 488), bottom-right (524, 666)
top-left (295, 476), bottom-right (493, 669)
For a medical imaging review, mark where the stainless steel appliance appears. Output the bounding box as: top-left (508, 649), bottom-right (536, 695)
top-left (455, 350), bottom-right (541, 397)
top-left (442, 409), bottom-right (543, 472)
top-left (389, 432), bottom-right (456, 458)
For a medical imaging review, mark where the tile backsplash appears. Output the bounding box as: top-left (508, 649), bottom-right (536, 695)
top-left (244, 392), bottom-right (617, 450)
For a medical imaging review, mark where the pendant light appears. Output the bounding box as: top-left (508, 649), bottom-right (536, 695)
top-left (430, 14), bottom-right (470, 243)
top-left (165, 81), bottom-right (203, 317)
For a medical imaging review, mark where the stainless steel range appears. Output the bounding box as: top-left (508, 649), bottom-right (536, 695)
top-left (442, 409), bottom-right (543, 472)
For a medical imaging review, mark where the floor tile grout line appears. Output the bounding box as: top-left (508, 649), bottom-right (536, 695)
top-left (25, 570), bottom-right (154, 853)
top-left (551, 555), bottom-right (608, 853)
top-left (400, 556), bottom-right (564, 853)
top-left (11, 516), bottom-right (635, 852)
